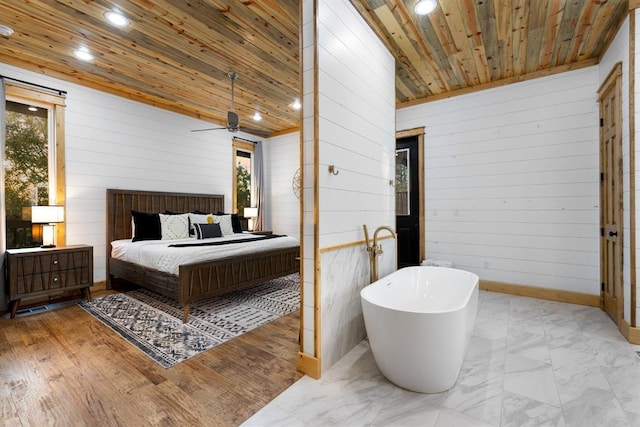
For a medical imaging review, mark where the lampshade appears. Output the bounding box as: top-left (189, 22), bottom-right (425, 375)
top-left (243, 207), bottom-right (258, 218)
top-left (31, 205), bottom-right (64, 224)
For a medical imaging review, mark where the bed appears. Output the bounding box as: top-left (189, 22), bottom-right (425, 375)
top-left (106, 189), bottom-right (300, 322)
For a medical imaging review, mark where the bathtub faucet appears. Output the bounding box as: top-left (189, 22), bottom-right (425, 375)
top-left (363, 225), bottom-right (397, 283)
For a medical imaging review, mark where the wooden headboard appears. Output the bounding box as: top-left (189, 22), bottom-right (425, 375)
top-left (106, 188), bottom-right (225, 243)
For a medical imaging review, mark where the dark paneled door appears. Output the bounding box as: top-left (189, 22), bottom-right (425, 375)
top-left (396, 136), bottom-right (420, 268)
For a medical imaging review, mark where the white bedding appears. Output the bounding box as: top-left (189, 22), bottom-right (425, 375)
top-left (111, 233), bottom-right (299, 275)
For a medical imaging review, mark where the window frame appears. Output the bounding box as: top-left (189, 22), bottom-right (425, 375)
top-left (232, 139), bottom-right (254, 215)
top-left (5, 83), bottom-right (66, 246)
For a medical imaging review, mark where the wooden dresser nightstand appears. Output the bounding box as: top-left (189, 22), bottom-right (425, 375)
top-left (6, 244), bottom-right (93, 319)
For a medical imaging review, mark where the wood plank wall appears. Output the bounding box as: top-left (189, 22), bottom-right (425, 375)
top-left (397, 67), bottom-right (601, 296)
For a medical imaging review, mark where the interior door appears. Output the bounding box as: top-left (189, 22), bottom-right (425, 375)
top-left (396, 136), bottom-right (420, 268)
top-left (599, 64), bottom-right (623, 325)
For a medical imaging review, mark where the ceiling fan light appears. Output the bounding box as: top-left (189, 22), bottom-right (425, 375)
top-left (0, 24), bottom-right (13, 37)
top-left (104, 10), bottom-right (130, 27)
top-left (73, 47), bottom-right (94, 62)
top-left (414, 0), bottom-right (437, 15)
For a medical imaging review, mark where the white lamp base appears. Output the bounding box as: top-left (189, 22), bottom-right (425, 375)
top-left (41, 224), bottom-right (56, 248)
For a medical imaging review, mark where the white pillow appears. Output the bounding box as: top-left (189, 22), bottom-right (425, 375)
top-left (159, 213), bottom-right (190, 240)
top-left (188, 213), bottom-right (216, 235)
top-left (214, 214), bottom-right (234, 236)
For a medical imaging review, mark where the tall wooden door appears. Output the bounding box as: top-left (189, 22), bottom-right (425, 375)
top-left (599, 63), bottom-right (623, 325)
top-left (396, 136), bottom-right (420, 267)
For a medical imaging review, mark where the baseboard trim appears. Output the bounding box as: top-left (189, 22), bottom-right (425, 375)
top-left (620, 318), bottom-right (640, 344)
top-left (297, 352), bottom-right (321, 379)
top-left (480, 280), bottom-right (601, 307)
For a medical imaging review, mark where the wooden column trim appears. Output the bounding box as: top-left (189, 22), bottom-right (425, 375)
top-left (631, 0), bottom-right (640, 11)
top-left (297, 0), bottom-right (306, 368)
top-left (630, 10), bottom-right (637, 328)
top-left (620, 318), bottom-right (640, 344)
top-left (297, 0), bottom-right (324, 377)
top-left (55, 104), bottom-right (66, 246)
top-left (297, 352), bottom-right (321, 378)
top-left (312, 0), bottom-right (321, 366)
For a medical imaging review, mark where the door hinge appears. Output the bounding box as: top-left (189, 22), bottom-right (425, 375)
top-left (600, 118), bottom-right (604, 127)
top-left (600, 227), bottom-right (604, 237)
top-left (600, 172), bottom-right (604, 182)
top-left (601, 282), bottom-right (605, 292)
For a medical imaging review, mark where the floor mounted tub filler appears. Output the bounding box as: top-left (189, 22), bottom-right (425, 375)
top-left (361, 266), bottom-right (479, 393)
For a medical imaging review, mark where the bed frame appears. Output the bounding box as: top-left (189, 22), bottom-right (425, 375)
top-left (106, 189), bottom-right (300, 322)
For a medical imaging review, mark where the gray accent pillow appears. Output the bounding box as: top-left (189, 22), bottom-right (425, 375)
top-left (194, 223), bottom-right (222, 239)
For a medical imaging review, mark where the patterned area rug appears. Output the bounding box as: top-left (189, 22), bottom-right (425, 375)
top-left (80, 274), bottom-right (299, 368)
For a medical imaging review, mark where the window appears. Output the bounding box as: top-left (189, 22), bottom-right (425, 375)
top-left (4, 83), bottom-right (66, 248)
top-left (395, 148), bottom-right (410, 215)
top-left (233, 139), bottom-right (254, 217)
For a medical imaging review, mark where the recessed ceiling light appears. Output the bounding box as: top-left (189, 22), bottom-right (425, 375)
top-left (253, 112), bottom-right (262, 121)
top-left (104, 10), bottom-right (130, 27)
top-left (0, 24), bottom-right (14, 37)
top-left (73, 47), bottom-right (94, 62)
top-left (414, 0), bottom-right (437, 15)
top-left (291, 98), bottom-right (301, 110)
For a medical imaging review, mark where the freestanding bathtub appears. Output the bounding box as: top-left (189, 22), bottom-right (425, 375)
top-left (361, 266), bottom-right (479, 393)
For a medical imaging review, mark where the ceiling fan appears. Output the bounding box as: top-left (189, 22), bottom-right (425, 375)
top-left (191, 72), bottom-right (268, 137)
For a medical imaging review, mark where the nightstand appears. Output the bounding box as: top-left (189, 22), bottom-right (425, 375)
top-left (250, 231), bottom-right (273, 236)
top-left (6, 244), bottom-right (93, 318)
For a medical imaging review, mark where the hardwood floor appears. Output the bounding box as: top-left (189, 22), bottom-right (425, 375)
top-left (0, 294), bottom-right (303, 426)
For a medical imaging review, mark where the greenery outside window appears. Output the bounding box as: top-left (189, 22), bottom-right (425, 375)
top-left (233, 139), bottom-right (254, 223)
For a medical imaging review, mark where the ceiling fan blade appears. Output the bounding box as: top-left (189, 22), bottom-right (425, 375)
top-left (190, 126), bottom-right (226, 132)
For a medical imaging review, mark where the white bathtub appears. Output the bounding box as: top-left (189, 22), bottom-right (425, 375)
top-left (361, 266), bottom-right (479, 393)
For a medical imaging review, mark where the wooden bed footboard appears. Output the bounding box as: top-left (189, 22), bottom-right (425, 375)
top-left (178, 246), bottom-right (300, 313)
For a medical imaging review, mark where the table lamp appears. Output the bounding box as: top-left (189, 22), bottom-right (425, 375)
top-left (31, 205), bottom-right (64, 248)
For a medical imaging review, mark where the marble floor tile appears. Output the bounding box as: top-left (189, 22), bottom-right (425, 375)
top-left (503, 353), bottom-right (560, 407)
top-left (434, 408), bottom-right (494, 427)
top-left (500, 391), bottom-right (565, 427)
top-left (241, 291), bottom-right (638, 427)
top-left (604, 364), bottom-right (640, 415)
top-left (561, 387), bottom-right (630, 427)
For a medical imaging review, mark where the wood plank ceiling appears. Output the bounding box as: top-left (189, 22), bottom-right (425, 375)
top-left (0, 0), bottom-right (629, 137)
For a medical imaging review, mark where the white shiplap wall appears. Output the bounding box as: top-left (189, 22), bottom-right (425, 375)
top-left (317, 0), bottom-right (396, 248)
top-left (397, 67), bottom-right (601, 295)
top-left (316, 0), bottom-right (396, 370)
top-left (300, 0), bottom-right (395, 368)
top-left (1, 62), bottom-right (241, 284)
top-left (599, 17), bottom-right (630, 322)
top-left (263, 132), bottom-right (300, 239)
